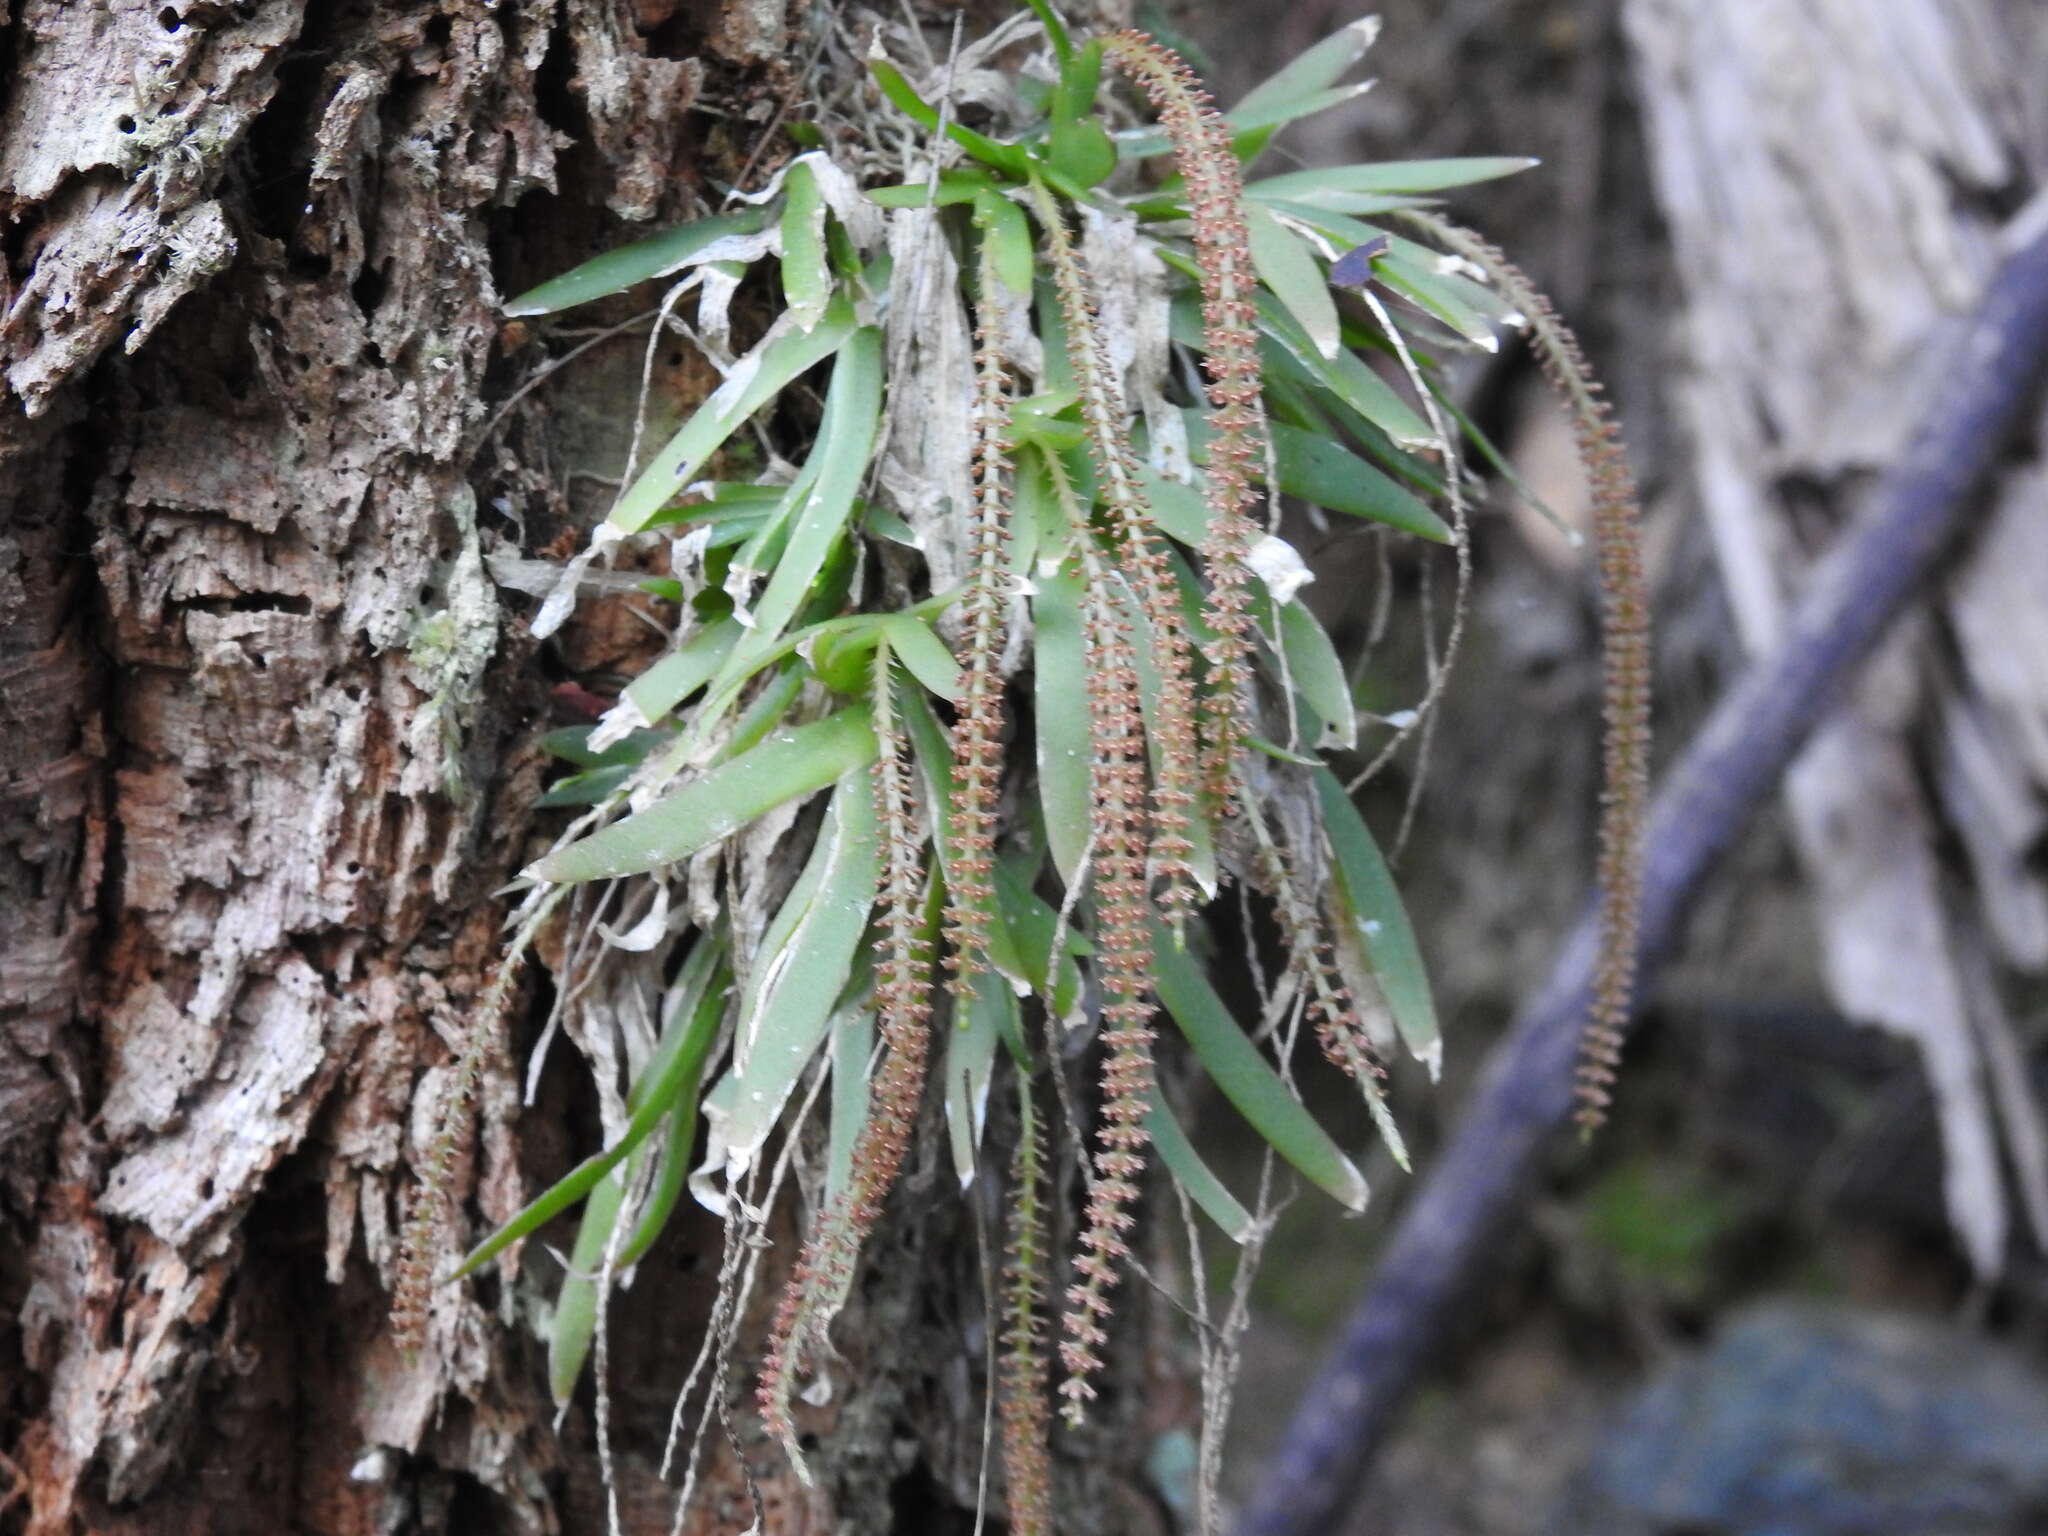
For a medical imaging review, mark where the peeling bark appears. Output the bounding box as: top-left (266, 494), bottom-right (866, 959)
top-left (2, 2), bottom-right (752, 1531)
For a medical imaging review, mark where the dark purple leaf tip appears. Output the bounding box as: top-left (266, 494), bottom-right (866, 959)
top-left (1329, 235), bottom-right (1390, 288)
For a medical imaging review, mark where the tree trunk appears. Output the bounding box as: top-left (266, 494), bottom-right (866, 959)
top-left (1, 4), bottom-right (1083, 1531)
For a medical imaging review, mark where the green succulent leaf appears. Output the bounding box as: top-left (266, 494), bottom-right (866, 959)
top-left (1277, 599), bottom-right (1357, 750)
top-left (994, 854), bottom-right (1087, 1020)
top-left (1144, 1083), bottom-right (1254, 1242)
top-left (1232, 17), bottom-right (1379, 122)
top-left (1246, 200), bottom-right (1342, 360)
top-left (1313, 767), bottom-right (1441, 1072)
top-left (611, 945), bottom-right (729, 1267)
top-left (1010, 390), bottom-right (1086, 453)
top-left (868, 50), bottom-right (1033, 176)
top-left (529, 708), bottom-right (877, 884)
top-left (1164, 286), bottom-right (1436, 457)
top-left (779, 158), bottom-right (833, 331)
top-left (1252, 292), bottom-right (1438, 452)
top-left (536, 765), bottom-right (635, 808)
top-left (1022, 0), bottom-right (1071, 59)
top-left (1247, 734), bottom-right (1325, 767)
top-left (546, 1168), bottom-right (623, 1405)
top-left (539, 725), bottom-right (663, 771)
top-left (1034, 276), bottom-right (1076, 397)
top-left (1250, 156), bottom-right (1537, 205)
top-left (1052, 36), bottom-right (1103, 121)
top-left (879, 615), bottom-right (962, 702)
top-left (825, 979), bottom-right (877, 1206)
top-left (1119, 79), bottom-right (1376, 162)
top-left (1373, 238), bottom-right (1506, 348)
top-left (1250, 197), bottom-right (1414, 251)
top-left (1048, 114), bottom-right (1117, 189)
top-left (713, 664), bottom-right (806, 765)
top-left (642, 485), bottom-right (784, 545)
top-left (944, 967), bottom-right (1012, 1187)
top-left (1175, 407), bottom-right (1449, 543)
top-left (715, 324), bottom-right (884, 669)
top-left (504, 208), bottom-right (769, 317)
top-left (866, 173), bottom-right (996, 208)
top-left (808, 621), bottom-right (887, 695)
top-left (452, 939), bottom-right (730, 1289)
top-left (1005, 450), bottom-right (1047, 575)
top-left (863, 503), bottom-right (924, 549)
top-left (715, 775), bottom-right (881, 1167)
top-left (1152, 931), bottom-right (1370, 1212)
top-left (623, 618), bottom-right (743, 726)
top-left (1130, 465), bottom-right (1208, 546)
top-left (1031, 558), bottom-right (1093, 889)
top-left (974, 188), bottom-right (1037, 297)
top-left (608, 298), bottom-right (859, 534)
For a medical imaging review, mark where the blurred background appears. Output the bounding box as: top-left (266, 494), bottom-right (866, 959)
top-left (1166, 2), bottom-right (2048, 1531)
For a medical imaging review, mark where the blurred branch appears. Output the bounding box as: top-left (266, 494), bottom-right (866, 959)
top-left (1236, 224), bottom-right (2048, 1536)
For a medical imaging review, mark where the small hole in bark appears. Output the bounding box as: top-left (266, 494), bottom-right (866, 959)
top-left (444, 1474), bottom-right (495, 1531)
top-left (351, 261), bottom-right (389, 319)
top-left (117, 116), bottom-right (137, 133)
top-left (638, 8), bottom-right (697, 61)
top-left (158, 7), bottom-right (181, 30)
top-left (200, 1178), bottom-right (216, 1199)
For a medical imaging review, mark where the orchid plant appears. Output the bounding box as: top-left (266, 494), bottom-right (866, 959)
top-left (395, 7), bottom-right (1650, 1530)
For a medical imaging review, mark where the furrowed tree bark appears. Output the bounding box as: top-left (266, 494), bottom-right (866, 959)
top-left (2, 4), bottom-right (1100, 1533)
top-left (0, 4), bottom-right (696, 1529)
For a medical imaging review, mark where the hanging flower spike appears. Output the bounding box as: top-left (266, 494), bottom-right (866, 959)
top-left (1028, 177), bottom-right (1202, 931)
top-left (759, 646), bottom-right (938, 1469)
top-left (999, 1075), bottom-right (1055, 1535)
top-left (945, 244), bottom-right (1020, 991)
top-left (1250, 822), bottom-right (1408, 1168)
top-left (393, 918), bottom-right (547, 1359)
top-left (1400, 213), bottom-right (1652, 1134)
top-left (1100, 32), bottom-right (1268, 820)
top-left (1058, 549), bottom-right (1160, 1424)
